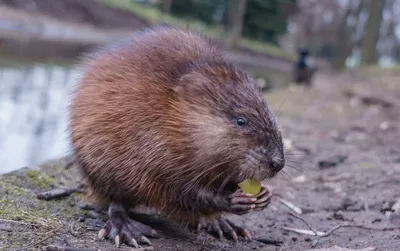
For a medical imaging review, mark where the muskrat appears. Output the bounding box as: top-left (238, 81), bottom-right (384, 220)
top-left (69, 26), bottom-right (285, 248)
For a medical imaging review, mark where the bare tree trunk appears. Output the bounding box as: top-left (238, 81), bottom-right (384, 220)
top-left (333, 9), bottom-right (352, 70)
top-left (162, 0), bottom-right (172, 14)
top-left (361, 0), bottom-right (384, 64)
top-left (226, 0), bottom-right (237, 32)
top-left (379, 0), bottom-right (396, 57)
top-left (226, 0), bottom-right (247, 49)
top-left (333, 0), bottom-right (364, 70)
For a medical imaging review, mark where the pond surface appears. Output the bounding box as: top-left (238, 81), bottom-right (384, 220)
top-left (0, 62), bottom-right (81, 174)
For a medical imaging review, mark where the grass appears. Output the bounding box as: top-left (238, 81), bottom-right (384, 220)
top-left (98, 0), bottom-right (295, 61)
top-left (0, 159), bottom-right (84, 249)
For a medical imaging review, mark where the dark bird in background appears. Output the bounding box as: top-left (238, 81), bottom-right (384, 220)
top-left (293, 48), bottom-right (317, 86)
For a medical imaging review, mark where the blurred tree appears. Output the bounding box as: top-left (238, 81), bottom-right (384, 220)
top-left (168, 0), bottom-right (222, 24)
top-left (378, 0), bottom-right (397, 60)
top-left (168, 0), bottom-right (296, 44)
top-left (242, 0), bottom-right (296, 44)
top-left (162, 0), bottom-right (173, 13)
top-left (333, 0), bottom-right (365, 70)
top-left (361, 0), bottom-right (384, 64)
top-left (280, 0), bottom-right (343, 57)
top-left (226, 0), bottom-right (247, 49)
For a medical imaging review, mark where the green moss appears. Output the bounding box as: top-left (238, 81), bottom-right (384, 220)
top-left (26, 170), bottom-right (56, 189)
top-left (0, 159), bottom-right (86, 249)
top-left (0, 168), bottom-right (79, 225)
top-left (0, 178), bottom-right (54, 224)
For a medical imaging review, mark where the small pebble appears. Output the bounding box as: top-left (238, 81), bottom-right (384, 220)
top-left (318, 154), bottom-right (348, 169)
top-left (372, 218), bottom-right (382, 223)
top-left (333, 212), bottom-right (345, 221)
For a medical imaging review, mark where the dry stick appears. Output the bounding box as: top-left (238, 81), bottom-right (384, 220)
top-left (44, 246), bottom-right (98, 251)
top-left (275, 196), bottom-right (303, 214)
top-left (37, 187), bottom-right (79, 200)
top-left (312, 224), bottom-right (400, 248)
top-left (0, 218), bottom-right (39, 227)
top-left (286, 213), bottom-right (400, 247)
top-left (24, 225), bottom-right (63, 249)
top-left (287, 212), bottom-right (319, 236)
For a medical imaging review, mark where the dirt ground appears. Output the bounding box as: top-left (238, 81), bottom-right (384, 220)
top-left (1, 68), bottom-right (399, 251)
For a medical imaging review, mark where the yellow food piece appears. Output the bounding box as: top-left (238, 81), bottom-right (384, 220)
top-left (238, 179), bottom-right (261, 196)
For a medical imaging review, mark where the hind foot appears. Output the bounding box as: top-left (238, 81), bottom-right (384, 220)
top-left (98, 202), bottom-right (159, 248)
top-left (197, 217), bottom-right (252, 241)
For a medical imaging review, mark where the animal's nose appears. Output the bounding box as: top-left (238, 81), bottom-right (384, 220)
top-left (270, 158), bottom-right (284, 173)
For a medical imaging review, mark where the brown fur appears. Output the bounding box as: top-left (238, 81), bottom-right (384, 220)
top-left (69, 26), bottom-right (284, 226)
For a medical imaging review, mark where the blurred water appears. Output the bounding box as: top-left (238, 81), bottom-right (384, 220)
top-left (0, 63), bottom-right (81, 174)
top-left (0, 14), bottom-right (117, 43)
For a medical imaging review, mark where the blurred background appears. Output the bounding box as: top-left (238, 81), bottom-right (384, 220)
top-left (0, 0), bottom-right (397, 174)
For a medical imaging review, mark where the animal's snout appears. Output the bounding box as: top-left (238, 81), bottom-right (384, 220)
top-left (269, 157), bottom-right (284, 173)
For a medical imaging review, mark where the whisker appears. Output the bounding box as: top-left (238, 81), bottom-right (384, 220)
top-left (280, 169), bottom-right (292, 179)
top-left (275, 95), bottom-right (288, 118)
top-left (286, 161), bottom-right (310, 166)
top-left (285, 163), bottom-right (311, 172)
top-left (284, 152), bottom-right (308, 156)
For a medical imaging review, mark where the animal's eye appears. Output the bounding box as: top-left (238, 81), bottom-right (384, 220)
top-left (236, 117), bottom-right (247, 127)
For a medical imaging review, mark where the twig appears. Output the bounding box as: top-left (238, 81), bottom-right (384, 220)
top-left (0, 218), bottom-right (39, 227)
top-left (24, 225), bottom-right (63, 249)
top-left (68, 221), bottom-right (79, 237)
top-left (282, 227), bottom-right (326, 236)
top-left (312, 224), bottom-right (400, 247)
top-left (17, 209), bottom-right (53, 228)
top-left (255, 237), bottom-right (283, 246)
top-left (288, 212), bottom-right (319, 236)
top-left (276, 196), bottom-right (303, 214)
top-left (44, 246), bottom-right (98, 251)
top-left (37, 187), bottom-right (78, 200)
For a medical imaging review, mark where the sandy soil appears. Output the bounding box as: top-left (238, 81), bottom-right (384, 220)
top-left (1, 68), bottom-right (399, 251)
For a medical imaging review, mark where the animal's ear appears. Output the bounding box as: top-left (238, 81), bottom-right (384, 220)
top-left (172, 71), bottom-right (209, 95)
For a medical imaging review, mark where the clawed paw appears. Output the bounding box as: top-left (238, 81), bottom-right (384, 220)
top-left (98, 203), bottom-right (159, 248)
top-left (197, 217), bottom-right (252, 241)
top-left (228, 185), bottom-right (272, 215)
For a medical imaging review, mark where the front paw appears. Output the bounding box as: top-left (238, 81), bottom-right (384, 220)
top-left (253, 185), bottom-right (272, 211)
top-left (227, 185), bottom-right (272, 215)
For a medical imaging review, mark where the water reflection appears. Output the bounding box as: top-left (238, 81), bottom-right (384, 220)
top-left (0, 63), bottom-right (80, 174)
